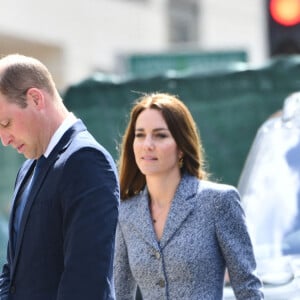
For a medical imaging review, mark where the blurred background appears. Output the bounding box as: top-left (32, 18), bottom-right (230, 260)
top-left (1, 0), bottom-right (300, 284)
top-left (0, 0), bottom-right (268, 91)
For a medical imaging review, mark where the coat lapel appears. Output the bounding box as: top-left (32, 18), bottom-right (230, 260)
top-left (11, 120), bottom-right (87, 272)
top-left (159, 174), bottom-right (199, 248)
top-left (128, 190), bottom-right (160, 249)
top-left (125, 174), bottom-right (199, 250)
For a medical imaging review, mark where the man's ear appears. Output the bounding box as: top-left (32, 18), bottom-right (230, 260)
top-left (26, 87), bottom-right (44, 109)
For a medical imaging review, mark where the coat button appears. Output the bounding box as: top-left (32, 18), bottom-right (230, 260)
top-left (155, 251), bottom-right (161, 259)
top-left (157, 279), bottom-right (165, 288)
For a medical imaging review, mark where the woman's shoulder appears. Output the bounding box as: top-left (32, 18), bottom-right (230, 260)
top-left (120, 194), bottom-right (140, 210)
top-left (195, 179), bottom-right (241, 208)
top-left (181, 172), bottom-right (236, 190)
top-left (119, 192), bottom-right (145, 219)
top-left (198, 179), bottom-right (238, 194)
top-left (198, 182), bottom-right (242, 219)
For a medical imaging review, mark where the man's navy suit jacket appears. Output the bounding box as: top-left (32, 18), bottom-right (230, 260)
top-left (0, 120), bottom-right (120, 300)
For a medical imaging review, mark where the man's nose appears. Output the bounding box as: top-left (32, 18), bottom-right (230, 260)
top-left (0, 132), bottom-right (12, 146)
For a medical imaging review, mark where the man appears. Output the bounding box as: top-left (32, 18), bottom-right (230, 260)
top-left (0, 54), bottom-right (120, 300)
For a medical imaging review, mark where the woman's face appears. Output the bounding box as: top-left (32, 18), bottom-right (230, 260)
top-left (133, 108), bottom-right (182, 178)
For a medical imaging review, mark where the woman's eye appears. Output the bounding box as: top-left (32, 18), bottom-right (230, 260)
top-left (135, 132), bottom-right (145, 138)
top-left (155, 133), bottom-right (168, 138)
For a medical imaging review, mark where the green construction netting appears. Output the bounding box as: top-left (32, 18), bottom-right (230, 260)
top-left (63, 55), bottom-right (300, 185)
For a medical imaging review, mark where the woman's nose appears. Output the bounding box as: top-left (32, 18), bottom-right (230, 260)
top-left (143, 135), bottom-right (154, 149)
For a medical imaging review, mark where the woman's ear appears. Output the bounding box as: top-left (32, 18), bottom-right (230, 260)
top-left (178, 150), bottom-right (184, 159)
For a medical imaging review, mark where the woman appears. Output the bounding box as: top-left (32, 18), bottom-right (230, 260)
top-left (114, 93), bottom-right (263, 299)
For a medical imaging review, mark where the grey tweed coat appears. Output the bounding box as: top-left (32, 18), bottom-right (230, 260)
top-left (114, 173), bottom-right (264, 300)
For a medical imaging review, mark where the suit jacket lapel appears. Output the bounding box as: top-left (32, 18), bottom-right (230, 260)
top-left (13, 159), bottom-right (52, 266)
top-left (11, 120), bottom-right (87, 270)
top-left (8, 160), bottom-right (35, 260)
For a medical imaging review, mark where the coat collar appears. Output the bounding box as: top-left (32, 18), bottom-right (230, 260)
top-left (125, 173), bottom-right (199, 249)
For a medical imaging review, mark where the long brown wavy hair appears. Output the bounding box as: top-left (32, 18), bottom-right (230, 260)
top-left (118, 92), bottom-right (208, 200)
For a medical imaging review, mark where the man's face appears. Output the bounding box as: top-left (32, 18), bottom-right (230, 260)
top-left (0, 93), bottom-right (43, 159)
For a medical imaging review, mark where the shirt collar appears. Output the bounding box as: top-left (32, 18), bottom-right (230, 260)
top-left (44, 113), bottom-right (77, 158)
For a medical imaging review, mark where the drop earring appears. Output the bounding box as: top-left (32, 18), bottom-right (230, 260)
top-left (178, 157), bottom-right (184, 168)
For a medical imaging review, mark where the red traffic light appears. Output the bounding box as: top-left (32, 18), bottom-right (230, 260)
top-left (269, 0), bottom-right (300, 26)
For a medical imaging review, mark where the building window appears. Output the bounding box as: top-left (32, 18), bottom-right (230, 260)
top-left (168, 0), bottom-right (199, 44)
